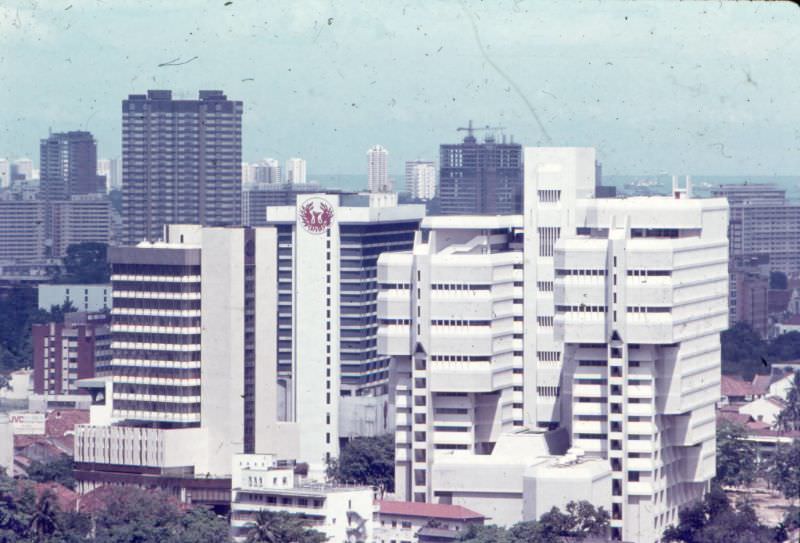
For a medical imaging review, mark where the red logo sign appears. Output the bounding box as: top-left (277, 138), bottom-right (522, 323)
top-left (299, 198), bottom-right (334, 234)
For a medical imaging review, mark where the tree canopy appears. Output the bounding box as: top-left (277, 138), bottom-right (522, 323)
top-left (55, 242), bottom-right (110, 284)
top-left (27, 456), bottom-right (76, 491)
top-left (0, 474), bottom-right (231, 543)
top-left (663, 485), bottom-right (784, 543)
top-left (716, 421), bottom-right (758, 487)
top-left (721, 322), bottom-right (800, 380)
top-left (765, 440), bottom-right (800, 504)
top-left (459, 500), bottom-right (609, 543)
top-left (0, 290), bottom-right (77, 372)
top-left (770, 271), bottom-right (789, 291)
top-left (776, 371), bottom-right (800, 432)
top-left (326, 434), bottom-right (394, 495)
top-left (244, 510), bottom-right (327, 543)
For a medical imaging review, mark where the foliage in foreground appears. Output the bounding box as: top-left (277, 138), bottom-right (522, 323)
top-left (0, 474), bottom-right (231, 543)
top-left (662, 485), bottom-right (786, 543)
top-left (244, 510), bottom-right (327, 543)
top-left (715, 420), bottom-right (758, 487)
top-left (458, 500), bottom-right (609, 543)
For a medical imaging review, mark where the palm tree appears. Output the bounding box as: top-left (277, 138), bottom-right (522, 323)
top-left (777, 371), bottom-right (800, 432)
top-left (245, 510), bottom-right (327, 543)
top-left (30, 490), bottom-right (59, 540)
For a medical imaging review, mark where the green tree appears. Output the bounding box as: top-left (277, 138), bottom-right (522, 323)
top-left (327, 434), bottom-right (394, 495)
top-left (56, 242), bottom-right (110, 284)
top-left (459, 524), bottom-right (512, 543)
top-left (91, 486), bottom-right (231, 543)
top-left (0, 473), bottom-right (35, 541)
top-left (771, 271), bottom-right (789, 290)
top-left (27, 455), bottom-right (76, 490)
top-left (777, 372), bottom-right (800, 433)
top-left (767, 441), bottom-right (800, 505)
top-left (721, 323), bottom-right (767, 379)
top-left (29, 490), bottom-right (59, 540)
top-left (767, 333), bottom-right (800, 365)
top-left (244, 510), bottom-right (326, 543)
top-left (663, 484), bottom-right (784, 543)
top-left (536, 501), bottom-right (609, 541)
top-left (716, 420), bottom-right (758, 487)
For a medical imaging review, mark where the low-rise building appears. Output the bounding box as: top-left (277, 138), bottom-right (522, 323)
top-left (230, 454), bottom-right (374, 543)
top-left (376, 500), bottom-right (486, 543)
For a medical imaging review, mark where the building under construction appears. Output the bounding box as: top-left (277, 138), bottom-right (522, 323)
top-left (438, 121), bottom-right (523, 215)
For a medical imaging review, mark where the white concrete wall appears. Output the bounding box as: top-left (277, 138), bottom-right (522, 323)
top-left (201, 228), bottom-right (246, 475)
top-left (38, 284), bottom-right (111, 312)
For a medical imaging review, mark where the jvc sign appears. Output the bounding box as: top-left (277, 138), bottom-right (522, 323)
top-left (9, 412), bottom-right (45, 435)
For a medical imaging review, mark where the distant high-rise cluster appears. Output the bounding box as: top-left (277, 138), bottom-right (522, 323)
top-left (122, 90), bottom-right (243, 244)
top-left (368, 144), bottom-right (391, 192)
top-left (0, 131), bottom-right (111, 262)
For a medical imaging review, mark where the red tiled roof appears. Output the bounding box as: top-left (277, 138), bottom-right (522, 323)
top-left (764, 396), bottom-right (787, 409)
top-left (721, 375), bottom-right (753, 398)
top-left (378, 500), bottom-right (485, 521)
top-left (746, 420), bottom-right (771, 431)
top-left (718, 411), bottom-right (753, 426)
top-left (781, 315), bottom-right (800, 326)
top-left (45, 409), bottom-right (89, 439)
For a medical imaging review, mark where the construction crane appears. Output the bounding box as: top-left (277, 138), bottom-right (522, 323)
top-left (456, 120), bottom-right (507, 143)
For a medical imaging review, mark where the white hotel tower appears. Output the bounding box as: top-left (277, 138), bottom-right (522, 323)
top-left (378, 149), bottom-right (728, 543)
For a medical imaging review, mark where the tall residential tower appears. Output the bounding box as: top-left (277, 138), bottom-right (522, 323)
top-left (121, 90), bottom-right (243, 244)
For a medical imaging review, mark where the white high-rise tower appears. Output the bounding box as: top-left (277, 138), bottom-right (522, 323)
top-left (368, 145), bottom-right (391, 193)
top-left (286, 158), bottom-right (307, 184)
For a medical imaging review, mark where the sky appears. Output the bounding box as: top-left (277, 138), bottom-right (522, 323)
top-left (1, 0), bottom-right (799, 176)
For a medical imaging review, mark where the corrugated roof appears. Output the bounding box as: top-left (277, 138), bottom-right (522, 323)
top-left (378, 500), bottom-right (486, 520)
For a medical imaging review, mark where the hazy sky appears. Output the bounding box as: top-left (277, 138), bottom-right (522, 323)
top-left (1, 0), bottom-right (799, 176)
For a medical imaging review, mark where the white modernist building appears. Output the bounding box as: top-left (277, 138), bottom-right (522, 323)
top-left (378, 148), bottom-right (728, 543)
top-left (554, 193), bottom-right (728, 542)
top-left (230, 454), bottom-right (374, 543)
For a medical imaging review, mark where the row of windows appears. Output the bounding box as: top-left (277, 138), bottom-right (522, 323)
top-left (627, 306), bottom-right (671, 313)
top-left (537, 386), bottom-right (560, 397)
top-left (627, 269), bottom-right (671, 277)
top-left (112, 281), bottom-right (200, 293)
top-left (114, 333), bottom-right (200, 345)
top-left (113, 400), bottom-right (200, 413)
top-left (114, 384), bottom-right (201, 396)
top-left (431, 320), bottom-right (491, 326)
top-left (555, 269), bottom-right (608, 276)
top-left (555, 305), bottom-right (608, 313)
top-left (430, 355), bottom-right (491, 362)
top-left (379, 283), bottom-right (410, 290)
top-left (113, 264), bottom-right (200, 276)
top-left (431, 283), bottom-right (492, 291)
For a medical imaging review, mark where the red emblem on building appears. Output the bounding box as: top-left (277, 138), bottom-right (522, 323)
top-left (299, 198), bottom-right (334, 234)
